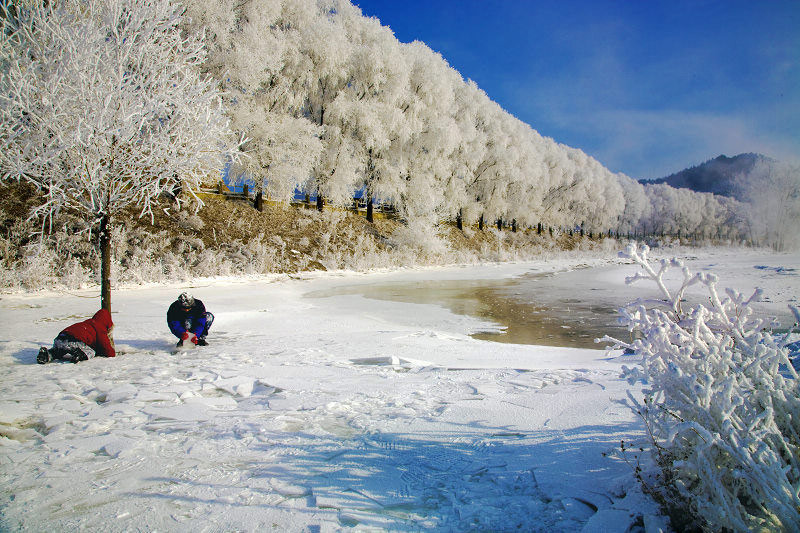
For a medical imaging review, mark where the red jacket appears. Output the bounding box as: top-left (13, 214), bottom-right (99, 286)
top-left (61, 309), bottom-right (116, 358)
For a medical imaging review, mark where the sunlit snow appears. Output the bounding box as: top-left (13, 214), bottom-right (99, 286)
top-left (1, 249), bottom-right (797, 531)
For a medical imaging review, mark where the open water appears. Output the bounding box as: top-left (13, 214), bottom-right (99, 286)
top-left (307, 270), bottom-right (632, 349)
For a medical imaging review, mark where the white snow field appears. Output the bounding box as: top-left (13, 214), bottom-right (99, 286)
top-left (1, 249), bottom-right (798, 531)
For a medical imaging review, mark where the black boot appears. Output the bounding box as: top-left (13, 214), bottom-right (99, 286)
top-left (37, 347), bottom-right (51, 364)
top-left (197, 337), bottom-right (208, 346)
top-left (69, 350), bottom-right (88, 364)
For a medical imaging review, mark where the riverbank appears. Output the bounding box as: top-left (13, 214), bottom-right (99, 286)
top-left (2, 180), bottom-right (714, 294)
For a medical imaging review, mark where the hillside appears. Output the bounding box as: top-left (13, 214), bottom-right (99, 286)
top-left (641, 153), bottom-right (769, 199)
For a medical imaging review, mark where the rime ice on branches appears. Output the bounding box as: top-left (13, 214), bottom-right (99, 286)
top-left (602, 243), bottom-right (800, 531)
top-left (0, 0), bottom-right (238, 310)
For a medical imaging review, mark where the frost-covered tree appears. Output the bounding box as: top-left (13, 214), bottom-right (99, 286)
top-left (510, 128), bottom-right (550, 229)
top-left (716, 195), bottom-right (750, 243)
top-left (465, 101), bottom-right (512, 227)
top-left (185, 0), bottom-right (322, 206)
top-left (643, 183), bottom-right (679, 236)
top-left (737, 159), bottom-right (800, 251)
top-left (398, 41), bottom-right (461, 226)
top-left (560, 148), bottom-right (625, 235)
top-left (540, 143), bottom-right (581, 229)
top-left (451, 81), bottom-right (490, 227)
top-left (293, 0), bottom-right (360, 209)
top-left (177, 0), bottom-right (760, 245)
top-left (617, 175), bottom-right (652, 236)
top-left (0, 0), bottom-right (234, 310)
top-left (233, 1), bottom-right (323, 203)
top-left (329, 15), bottom-right (408, 222)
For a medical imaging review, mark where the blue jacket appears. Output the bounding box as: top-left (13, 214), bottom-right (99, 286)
top-left (167, 298), bottom-right (207, 338)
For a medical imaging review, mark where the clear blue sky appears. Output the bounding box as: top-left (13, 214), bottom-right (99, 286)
top-left (354, 0), bottom-right (800, 180)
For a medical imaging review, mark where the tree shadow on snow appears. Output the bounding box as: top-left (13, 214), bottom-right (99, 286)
top-left (115, 338), bottom-right (177, 354)
top-left (128, 420), bottom-right (646, 531)
top-left (5, 337), bottom-right (174, 364)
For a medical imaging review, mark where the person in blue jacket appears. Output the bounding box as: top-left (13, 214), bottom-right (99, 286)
top-left (167, 292), bottom-right (214, 347)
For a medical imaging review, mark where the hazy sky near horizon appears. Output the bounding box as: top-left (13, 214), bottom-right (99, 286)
top-left (354, 0), bottom-right (799, 180)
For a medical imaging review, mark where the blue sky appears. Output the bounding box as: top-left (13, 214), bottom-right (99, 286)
top-left (354, 0), bottom-right (800, 180)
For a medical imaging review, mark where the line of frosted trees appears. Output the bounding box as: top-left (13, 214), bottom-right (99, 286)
top-left (0, 0), bottom-right (778, 318)
top-left (0, 0), bottom-right (771, 261)
top-left (183, 0), bottom-right (751, 242)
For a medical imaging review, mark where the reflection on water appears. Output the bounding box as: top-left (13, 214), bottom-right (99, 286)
top-left (470, 285), bottom-right (628, 349)
top-left (307, 275), bottom-right (632, 349)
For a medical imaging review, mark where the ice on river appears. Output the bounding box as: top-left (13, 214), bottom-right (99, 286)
top-left (1, 248), bottom-right (797, 531)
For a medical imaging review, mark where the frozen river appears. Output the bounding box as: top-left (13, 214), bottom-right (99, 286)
top-left (307, 271), bottom-right (628, 349)
top-left (307, 256), bottom-right (800, 349)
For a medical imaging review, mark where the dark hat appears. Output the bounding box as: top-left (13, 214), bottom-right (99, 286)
top-left (179, 292), bottom-right (195, 308)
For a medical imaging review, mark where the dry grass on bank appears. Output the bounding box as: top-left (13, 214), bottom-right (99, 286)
top-left (0, 181), bottom-right (613, 291)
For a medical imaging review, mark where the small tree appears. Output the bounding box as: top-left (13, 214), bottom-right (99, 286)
top-left (0, 0), bottom-right (235, 311)
top-left (603, 244), bottom-right (800, 531)
top-left (737, 160), bottom-right (800, 251)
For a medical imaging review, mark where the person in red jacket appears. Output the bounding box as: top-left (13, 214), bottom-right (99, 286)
top-left (37, 309), bottom-right (116, 364)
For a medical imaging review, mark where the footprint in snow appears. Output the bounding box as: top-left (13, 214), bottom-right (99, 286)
top-left (269, 478), bottom-right (311, 498)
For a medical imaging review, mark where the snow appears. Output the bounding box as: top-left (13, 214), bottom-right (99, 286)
top-left (1, 249), bottom-right (797, 531)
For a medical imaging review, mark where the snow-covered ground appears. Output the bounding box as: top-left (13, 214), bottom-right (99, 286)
top-left (1, 248), bottom-right (798, 531)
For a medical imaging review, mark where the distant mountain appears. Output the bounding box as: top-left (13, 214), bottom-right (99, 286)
top-left (641, 153), bottom-right (771, 199)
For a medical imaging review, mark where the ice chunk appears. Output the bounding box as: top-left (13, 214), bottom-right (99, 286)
top-left (213, 376), bottom-right (256, 397)
top-left (561, 497), bottom-right (596, 520)
top-left (101, 436), bottom-right (138, 458)
top-left (0, 423), bottom-right (41, 443)
top-left (581, 509), bottom-right (635, 532)
top-left (103, 384), bottom-right (139, 403)
top-left (143, 404), bottom-right (212, 422)
top-left (185, 396), bottom-right (237, 410)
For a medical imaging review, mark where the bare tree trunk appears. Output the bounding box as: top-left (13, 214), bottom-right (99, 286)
top-left (365, 152), bottom-right (375, 223)
top-left (170, 180), bottom-right (182, 203)
top-left (100, 214), bottom-right (112, 312)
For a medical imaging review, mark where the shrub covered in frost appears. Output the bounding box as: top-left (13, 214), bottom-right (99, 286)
top-left (603, 243), bottom-right (800, 531)
top-left (175, 211), bottom-right (206, 232)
